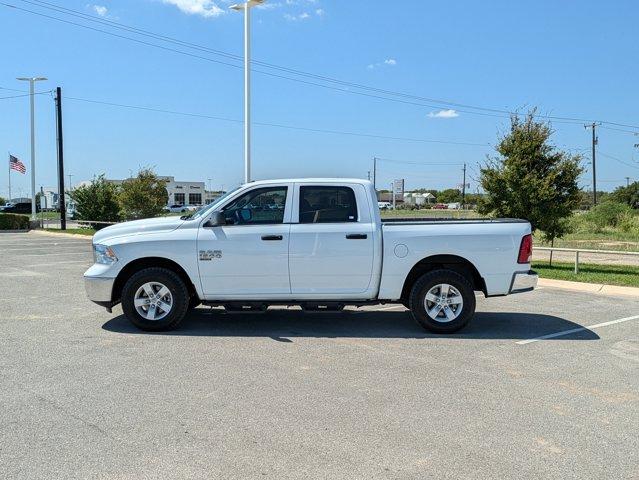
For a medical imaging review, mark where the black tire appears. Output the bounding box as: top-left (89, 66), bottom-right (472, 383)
top-left (408, 269), bottom-right (476, 334)
top-left (188, 295), bottom-right (201, 311)
top-left (121, 267), bottom-right (190, 331)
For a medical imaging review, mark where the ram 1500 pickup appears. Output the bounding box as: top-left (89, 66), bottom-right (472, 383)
top-left (84, 178), bottom-right (537, 333)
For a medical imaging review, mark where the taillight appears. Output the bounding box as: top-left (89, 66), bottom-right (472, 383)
top-left (518, 234), bottom-right (532, 264)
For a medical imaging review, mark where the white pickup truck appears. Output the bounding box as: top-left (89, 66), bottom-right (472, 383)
top-left (84, 178), bottom-right (537, 333)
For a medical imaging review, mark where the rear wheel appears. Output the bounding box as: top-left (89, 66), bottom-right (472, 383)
top-left (121, 267), bottom-right (189, 331)
top-left (409, 269), bottom-right (475, 333)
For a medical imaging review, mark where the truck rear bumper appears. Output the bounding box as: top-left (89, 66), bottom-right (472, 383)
top-left (509, 270), bottom-right (538, 294)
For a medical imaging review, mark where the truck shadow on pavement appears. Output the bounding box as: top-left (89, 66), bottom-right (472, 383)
top-left (102, 309), bottom-right (600, 341)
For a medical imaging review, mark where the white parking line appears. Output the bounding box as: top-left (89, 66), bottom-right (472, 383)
top-left (517, 314), bottom-right (639, 345)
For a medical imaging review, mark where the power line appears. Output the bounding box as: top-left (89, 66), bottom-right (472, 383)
top-left (599, 125), bottom-right (639, 135)
top-left (0, 89), bottom-right (51, 100)
top-left (63, 95), bottom-right (490, 146)
top-left (374, 157), bottom-right (466, 166)
top-left (6, 0), bottom-right (639, 129)
top-left (598, 151), bottom-right (639, 171)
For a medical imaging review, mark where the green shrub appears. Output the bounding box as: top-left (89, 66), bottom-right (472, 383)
top-left (618, 211), bottom-right (639, 234)
top-left (583, 202), bottom-right (633, 229)
top-left (0, 213), bottom-right (30, 230)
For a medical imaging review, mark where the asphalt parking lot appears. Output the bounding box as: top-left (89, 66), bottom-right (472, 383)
top-left (1, 232), bottom-right (638, 480)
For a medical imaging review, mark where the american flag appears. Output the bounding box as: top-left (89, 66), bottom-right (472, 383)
top-left (9, 154), bottom-right (26, 174)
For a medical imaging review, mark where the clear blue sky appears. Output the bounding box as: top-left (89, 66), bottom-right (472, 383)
top-left (1, 0), bottom-right (638, 198)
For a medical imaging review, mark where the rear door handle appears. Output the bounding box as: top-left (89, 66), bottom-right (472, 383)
top-left (261, 235), bottom-right (283, 241)
top-left (346, 234), bottom-right (367, 240)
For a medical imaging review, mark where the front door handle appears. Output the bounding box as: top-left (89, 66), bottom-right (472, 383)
top-left (346, 234), bottom-right (368, 240)
top-left (261, 235), bottom-right (283, 241)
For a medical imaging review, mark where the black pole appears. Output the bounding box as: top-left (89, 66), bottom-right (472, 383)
top-left (462, 163), bottom-right (467, 208)
top-left (591, 123), bottom-right (597, 206)
top-left (55, 87), bottom-right (66, 230)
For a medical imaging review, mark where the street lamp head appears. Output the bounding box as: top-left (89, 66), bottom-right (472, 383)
top-left (230, 0), bottom-right (265, 10)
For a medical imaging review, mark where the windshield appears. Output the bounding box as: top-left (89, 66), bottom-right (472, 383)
top-left (185, 186), bottom-right (242, 220)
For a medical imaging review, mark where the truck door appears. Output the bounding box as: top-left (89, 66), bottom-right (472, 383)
top-left (197, 185), bottom-right (292, 298)
top-left (288, 183), bottom-right (375, 296)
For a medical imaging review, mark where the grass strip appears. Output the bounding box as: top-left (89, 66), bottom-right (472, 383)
top-left (533, 261), bottom-right (639, 288)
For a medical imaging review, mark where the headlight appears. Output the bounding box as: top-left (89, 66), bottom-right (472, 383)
top-left (93, 244), bottom-right (118, 265)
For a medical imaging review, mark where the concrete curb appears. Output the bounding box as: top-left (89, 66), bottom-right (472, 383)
top-left (538, 278), bottom-right (639, 298)
top-left (0, 229), bottom-right (30, 233)
top-left (30, 229), bottom-right (93, 240)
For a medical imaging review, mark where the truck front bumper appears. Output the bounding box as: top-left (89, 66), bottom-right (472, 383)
top-left (84, 275), bottom-right (115, 306)
top-left (509, 270), bottom-right (538, 294)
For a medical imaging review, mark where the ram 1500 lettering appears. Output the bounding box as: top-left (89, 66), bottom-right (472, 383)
top-left (84, 178), bottom-right (537, 333)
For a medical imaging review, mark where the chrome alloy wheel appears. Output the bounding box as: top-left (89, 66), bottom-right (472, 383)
top-left (423, 283), bottom-right (464, 323)
top-left (134, 282), bottom-right (173, 321)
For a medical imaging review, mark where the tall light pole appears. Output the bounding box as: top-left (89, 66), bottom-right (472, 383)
top-left (17, 76), bottom-right (47, 219)
top-left (230, 0), bottom-right (264, 184)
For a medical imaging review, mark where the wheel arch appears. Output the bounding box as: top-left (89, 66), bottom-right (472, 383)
top-left (112, 257), bottom-right (198, 305)
top-left (400, 254), bottom-right (486, 302)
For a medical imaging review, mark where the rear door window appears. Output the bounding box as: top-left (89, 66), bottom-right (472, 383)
top-left (299, 186), bottom-right (358, 223)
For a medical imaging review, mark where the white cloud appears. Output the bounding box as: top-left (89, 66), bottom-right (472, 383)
top-left (315, 8), bottom-right (324, 16)
top-left (91, 4), bottom-right (108, 17)
top-left (162, 0), bottom-right (224, 18)
top-left (428, 109), bottom-right (460, 118)
top-left (284, 11), bottom-right (311, 21)
top-left (367, 58), bottom-right (397, 69)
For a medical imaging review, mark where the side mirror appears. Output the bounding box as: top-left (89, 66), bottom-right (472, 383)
top-left (205, 211), bottom-right (226, 227)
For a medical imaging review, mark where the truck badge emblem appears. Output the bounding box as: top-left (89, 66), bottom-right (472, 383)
top-left (199, 250), bottom-right (222, 261)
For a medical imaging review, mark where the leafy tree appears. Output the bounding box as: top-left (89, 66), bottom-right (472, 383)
top-left (609, 182), bottom-right (639, 208)
top-left (437, 188), bottom-right (462, 204)
top-left (478, 111), bottom-right (583, 249)
top-left (464, 193), bottom-right (483, 207)
top-left (0, 196), bottom-right (6, 205)
top-left (68, 175), bottom-right (121, 226)
top-left (119, 168), bottom-right (168, 220)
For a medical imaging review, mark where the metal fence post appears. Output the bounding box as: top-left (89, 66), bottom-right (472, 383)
top-left (574, 251), bottom-right (579, 274)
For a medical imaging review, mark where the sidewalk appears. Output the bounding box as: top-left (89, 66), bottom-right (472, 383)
top-left (538, 278), bottom-right (639, 298)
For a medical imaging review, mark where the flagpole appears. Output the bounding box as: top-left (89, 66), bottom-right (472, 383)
top-left (7, 152), bottom-right (11, 203)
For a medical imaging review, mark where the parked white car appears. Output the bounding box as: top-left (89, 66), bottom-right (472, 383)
top-left (378, 201), bottom-right (392, 210)
top-left (84, 178), bottom-right (537, 333)
top-left (164, 204), bottom-right (188, 213)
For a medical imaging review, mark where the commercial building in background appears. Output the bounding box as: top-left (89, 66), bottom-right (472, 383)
top-left (205, 190), bottom-right (225, 205)
top-left (163, 177), bottom-right (205, 206)
top-left (39, 187), bottom-right (60, 211)
top-left (107, 176), bottom-right (206, 207)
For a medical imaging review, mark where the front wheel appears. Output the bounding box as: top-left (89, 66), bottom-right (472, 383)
top-left (409, 269), bottom-right (476, 334)
top-left (121, 267), bottom-right (190, 331)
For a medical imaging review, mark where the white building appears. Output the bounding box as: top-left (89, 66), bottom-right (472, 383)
top-left (163, 176), bottom-right (205, 206)
top-left (403, 192), bottom-right (435, 206)
top-left (107, 176), bottom-right (206, 207)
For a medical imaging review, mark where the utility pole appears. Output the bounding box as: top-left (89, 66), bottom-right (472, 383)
top-left (16, 76), bottom-right (47, 219)
top-left (372, 157), bottom-right (377, 192)
top-left (585, 122), bottom-right (599, 205)
top-left (55, 87), bottom-right (66, 230)
top-left (367, 171), bottom-right (371, 181)
top-left (626, 177), bottom-right (631, 187)
top-left (68, 174), bottom-right (73, 192)
top-left (462, 163), bottom-right (467, 209)
top-left (391, 182), bottom-right (396, 210)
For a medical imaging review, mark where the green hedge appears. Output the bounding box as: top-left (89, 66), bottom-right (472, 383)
top-left (0, 213), bottom-right (30, 230)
